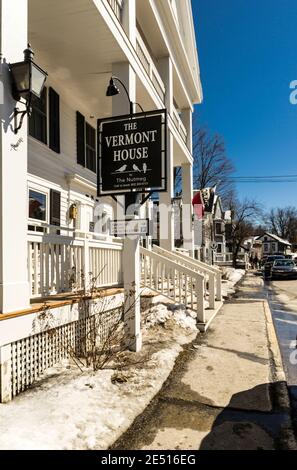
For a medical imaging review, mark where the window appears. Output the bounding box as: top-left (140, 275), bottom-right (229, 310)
top-left (272, 243), bottom-right (276, 252)
top-left (29, 190), bottom-right (47, 221)
top-left (50, 189), bottom-right (61, 226)
top-left (29, 86), bottom-right (60, 153)
top-left (86, 123), bottom-right (96, 172)
top-left (76, 111), bottom-right (96, 173)
top-left (217, 244), bottom-right (222, 253)
top-left (29, 87), bottom-right (47, 144)
top-left (215, 222), bottom-right (222, 235)
top-left (49, 87), bottom-right (60, 153)
top-left (264, 244), bottom-right (269, 252)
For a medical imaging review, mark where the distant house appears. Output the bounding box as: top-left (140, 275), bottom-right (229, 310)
top-left (242, 237), bottom-right (263, 260)
top-left (193, 187), bottom-right (227, 264)
top-left (256, 232), bottom-right (291, 256)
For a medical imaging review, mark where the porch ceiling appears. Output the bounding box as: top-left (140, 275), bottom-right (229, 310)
top-left (28, 0), bottom-right (126, 116)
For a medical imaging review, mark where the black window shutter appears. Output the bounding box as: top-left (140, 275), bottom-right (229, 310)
top-left (50, 189), bottom-right (61, 226)
top-left (76, 111), bottom-right (85, 166)
top-left (49, 87), bottom-right (60, 153)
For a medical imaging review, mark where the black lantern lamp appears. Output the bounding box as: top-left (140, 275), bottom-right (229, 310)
top-left (106, 76), bottom-right (144, 115)
top-left (9, 44), bottom-right (48, 133)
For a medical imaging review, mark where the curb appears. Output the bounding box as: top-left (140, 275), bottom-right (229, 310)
top-left (263, 300), bottom-right (286, 384)
top-left (262, 299), bottom-right (297, 450)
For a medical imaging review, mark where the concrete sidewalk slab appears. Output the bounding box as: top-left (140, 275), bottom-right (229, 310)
top-left (164, 301), bottom-right (272, 412)
top-left (140, 401), bottom-right (277, 451)
top-left (112, 273), bottom-right (297, 450)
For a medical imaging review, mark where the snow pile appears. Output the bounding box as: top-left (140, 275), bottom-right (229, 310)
top-left (221, 267), bottom-right (245, 297)
top-left (0, 303), bottom-right (197, 450)
top-left (145, 302), bottom-right (197, 331)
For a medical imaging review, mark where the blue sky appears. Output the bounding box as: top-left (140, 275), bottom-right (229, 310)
top-left (192, 0), bottom-right (297, 210)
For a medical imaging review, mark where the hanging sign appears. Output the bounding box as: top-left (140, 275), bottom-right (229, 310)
top-left (97, 109), bottom-right (167, 196)
top-left (110, 218), bottom-right (149, 237)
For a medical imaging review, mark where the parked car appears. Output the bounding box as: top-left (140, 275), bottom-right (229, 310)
top-left (263, 255), bottom-right (285, 278)
top-left (271, 259), bottom-right (297, 280)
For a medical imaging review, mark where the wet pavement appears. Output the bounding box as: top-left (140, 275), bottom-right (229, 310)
top-left (233, 272), bottom-right (297, 387)
top-left (111, 272), bottom-right (297, 450)
top-left (264, 277), bottom-right (297, 432)
top-left (266, 280), bottom-right (297, 386)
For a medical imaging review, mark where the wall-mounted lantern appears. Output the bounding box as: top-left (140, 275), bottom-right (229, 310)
top-left (69, 203), bottom-right (78, 220)
top-left (9, 44), bottom-right (47, 134)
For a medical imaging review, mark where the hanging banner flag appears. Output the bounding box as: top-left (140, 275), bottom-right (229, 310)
top-left (97, 109), bottom-right (167, 196)
top-left (192, 191), bottom-right (205, 219)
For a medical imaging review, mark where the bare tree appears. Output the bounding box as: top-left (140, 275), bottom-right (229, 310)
top-left (227, 198), bottom-right (262, 267)
top-left (264, 207), bottom-right (297, 243)
top-left (174, 126), bottom-right (235, 203)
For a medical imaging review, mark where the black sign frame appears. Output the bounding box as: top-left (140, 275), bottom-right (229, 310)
top-left (97, 109), bottom-right (167, 196)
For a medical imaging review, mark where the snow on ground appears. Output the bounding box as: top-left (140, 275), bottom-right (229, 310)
top-left (0, 304), bottom-right (197, 450)
top-left (145, 302), bottom-right (197, 331)
top-left (221, 267), bottom-right (245, 297)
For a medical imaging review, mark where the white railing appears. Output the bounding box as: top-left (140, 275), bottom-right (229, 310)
top-left (172, 106), bottom-right (188, 144)
top-left (214, 252), bottom-right (248, 267)
top-left (28, 232), bottom-right (123, 298)
top-left (107, 0), bottom-right (123, 23)
top-left (140, 246), bottom-right (206, 323)
top-left (153, 245), bottom-right (222, 305)
top-left (136, 29), bottom-right (166, 104)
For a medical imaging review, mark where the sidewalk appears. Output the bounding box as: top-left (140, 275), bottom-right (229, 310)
top-left (112, 273), bottom-right (297, 450)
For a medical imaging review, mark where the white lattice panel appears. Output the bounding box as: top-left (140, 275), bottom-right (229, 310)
top-left (9, 308), bottom-right (122, 398)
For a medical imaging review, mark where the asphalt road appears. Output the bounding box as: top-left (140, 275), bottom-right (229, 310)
top-left (267, 279), bottom-right (297, 387)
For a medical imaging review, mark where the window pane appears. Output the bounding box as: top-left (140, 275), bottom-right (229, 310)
top-left (86, 123), bottom-right (96, 172)
top-left (215, 223), bottom-right (222, 234)
top-left (29, 190), bottom-right (46, 221)
top-left (29, 87), bottom-right (47, 144)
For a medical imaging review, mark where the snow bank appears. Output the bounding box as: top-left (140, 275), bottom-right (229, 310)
top-left (0, 304), bottom-right (197, 450)
top-left (221, 268), bottom-right (245, 298)
top-left (145, 302), bottom-right (197, 331)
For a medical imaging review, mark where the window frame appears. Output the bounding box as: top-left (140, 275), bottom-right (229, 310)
top-left (29, 86), bottom-right (48, 145)
top-left (215, 222), bottom-right (222, 235)
top-left (76, 111), bottom-right (97, 174)
top-left (85, 122), bottom-right (96, 173)
top-left (28, 187), bottom-right (49, 225)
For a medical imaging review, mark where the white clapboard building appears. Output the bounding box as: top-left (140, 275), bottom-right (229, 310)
top-left (0, 1), bottom-right (224, 402)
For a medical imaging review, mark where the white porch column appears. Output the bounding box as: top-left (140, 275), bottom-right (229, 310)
top-left (159, 57), bottom-right (174, 251)
top-left (0, 345), bottom-right (12, 402)
top-left (181, 108), bottom-right (193, 153)
top-left (123, 237), bottom-right (142, 352)
top-left (182, 163), bottom-right (194, 256)
top-left (159, 132), bottom-right (174, 251)
top-left (122, 0), bottom-right (136, 47)
top-left (0, 0), bottom-right (30, 313)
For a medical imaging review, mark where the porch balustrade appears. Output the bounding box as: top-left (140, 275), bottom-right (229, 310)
top-left (172, 106), bottom-right (188, 144)
top-left (107, 0), bottom-right (123, 23)
top-left (136, 29), bottom-right (166, 104)
top-left (27, 228), bottom-right (123, 298)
